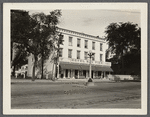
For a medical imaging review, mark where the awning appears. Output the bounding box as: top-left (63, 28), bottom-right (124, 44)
top-left (60, 62), bottom-right (113, 72)
top-left (60, 62), bottom-right (80, 70)
top-left (95, 65), bottom-right (113, 72)
top-left (80, 64), bottom-right (90, 70)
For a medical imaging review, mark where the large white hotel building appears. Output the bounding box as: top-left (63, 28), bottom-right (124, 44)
top-left (56, 28), bottom-right (113, 79)
top-left (27, 27), bottom-right (113, 79)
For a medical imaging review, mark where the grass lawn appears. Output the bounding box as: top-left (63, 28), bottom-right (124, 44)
top-left (11, 80), bottom-right (141, 109)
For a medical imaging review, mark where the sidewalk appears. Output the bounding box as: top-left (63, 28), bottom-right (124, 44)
top-left (11, 78), bottom-right (114, 83)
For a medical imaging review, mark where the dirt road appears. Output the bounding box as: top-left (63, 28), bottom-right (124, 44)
top-left (11, 80), bottom-right (141, 109)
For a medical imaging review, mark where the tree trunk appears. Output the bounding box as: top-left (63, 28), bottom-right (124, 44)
top-left (32, 62), bottom-right (36, 81)
top-left (32, 56), bottom-right (37, 81)
top-left (41, 55), bottom-right (44, 79)
top-left (121, 51), bottom-right (124, 74)
top-left (52, 62), bottom-right (55, 81)
top-left (12, 65), bottom-right (16, 77)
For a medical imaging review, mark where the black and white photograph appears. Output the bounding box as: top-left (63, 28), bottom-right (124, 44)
top-left (3, 3), bottom-right (147, 115)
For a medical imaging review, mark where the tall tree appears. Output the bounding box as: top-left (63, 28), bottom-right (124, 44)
top-left (28, 10), bottom-right (62, 81)
top-left (105, 22), bottom-right (141, 74)
top-left (11, 10), bottom-right (62, 80)
top-left (11, 10), bottom-right (35, 76)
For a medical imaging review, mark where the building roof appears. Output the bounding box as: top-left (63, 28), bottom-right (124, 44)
top-left (57, 27), bottom-right (105, 41)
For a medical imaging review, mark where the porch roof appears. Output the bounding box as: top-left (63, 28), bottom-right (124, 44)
top-left (59, 62), bottom-right (113, 72)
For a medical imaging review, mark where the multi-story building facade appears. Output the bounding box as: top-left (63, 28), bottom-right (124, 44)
top-left (57, 28), bottom-right (113, 79)
top-left (27, 27), bottom-right (113, 79)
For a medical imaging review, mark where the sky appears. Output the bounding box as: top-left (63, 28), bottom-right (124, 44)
top-left (29, 9), bottom-right (140, 38)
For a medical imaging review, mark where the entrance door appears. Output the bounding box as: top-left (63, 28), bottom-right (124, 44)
top-left (98, 71), bottom-right (101, 77)
top-left (83, 70), bottom-right (86, 78)
top-left (75, 70), bottom-right (78, 78)
top-left (66, 69), bottom-right (68, 78)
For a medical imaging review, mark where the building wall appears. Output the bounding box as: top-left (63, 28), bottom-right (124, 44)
top-left (27, 28), bottom-right (111, 78)
top-left (58, 28), bottom-right (107, 63)
top-left (27, 50), bottom-right (57, 78)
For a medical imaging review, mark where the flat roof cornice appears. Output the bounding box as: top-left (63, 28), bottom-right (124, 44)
top-left (57, 27), bottom-right (105, 42)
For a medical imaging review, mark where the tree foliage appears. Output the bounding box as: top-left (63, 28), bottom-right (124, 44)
top-left (105, 22), bottom-right (141, 74)
top-left (105, 22), bottom-right (140, 57)
top-left (11, 10), bottom-right (35, 76)
top-left (11, 10), bottom-right (62, 80)
top-left (11, 10), bottom-right (34, 43)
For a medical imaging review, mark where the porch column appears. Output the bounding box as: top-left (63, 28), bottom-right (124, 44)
top-left (81, 71), bottom-right (83, 76)
top-left (78, 70), bottom-right (79, 79)
top-left (70, 70), bottom-right (72, 78)
top-left (93, 71), bottom-right (95, 78)
top-left (63, 69), bottom-right (66, 78)
top-left (73, 70), bottom-right (75, 78)
top-left (101, 72), bottom-right (103, 78)
top-left (104, 71), bottom-right (106, 78)
top-left (86, 70), bottom-right (88, 78)
top-left (72, 70), bottom-right (75, 78)
top-left (68, 69), bottom-right (70, 78)
top-left (71, 69), bottom-right (73, 78)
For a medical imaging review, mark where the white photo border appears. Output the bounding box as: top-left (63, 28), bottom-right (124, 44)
top-left (3, 3), bottom-right (147, 115)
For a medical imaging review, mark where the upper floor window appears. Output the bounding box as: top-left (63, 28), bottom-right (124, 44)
top-left (60, 35), bottom-right (64, 40)
top-left (68, 49), bottom-right (72, 58)
top-left (77, 38), bottom-right (81, 47)
top-left (92, 42), bottom-right (95, 50)
top-left (100, 54), bottom-right (103, 61)
top-left (100, 43), bottom-right (103, 51)
top-left (85, 40), bottom-right (88, 48)
top-left (61, 35), bottom-right (64, 45)
top-left (92, 53), bottom-right (95, 61)
top-left (84, 51), bottom-right (88, 60)
top-left (69, 37), bottom-right (72, 46)
top-left (59, 48), bottom-right (63, 57)
top-left (77, 50), bottom-right (80, 59)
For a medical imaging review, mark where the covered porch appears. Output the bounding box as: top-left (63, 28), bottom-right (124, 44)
top-left (58, 62), bottom-right (113, 79)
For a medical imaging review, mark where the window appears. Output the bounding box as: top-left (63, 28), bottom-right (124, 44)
top-left (100, 43), bottom-right (103, 51)
top-left (60, 35), bottom-right (64, 46)
top-left (61, 35), bottom-right (64, 40)
top-left (69, 37), bottom-right (72, 46)
top-left (100, 54), bottom-right (103, 61)
top-left (77, 38), bottom-right (81, 47)
top-left (77, 50), bottom-right (80, 59)
top-left (85, 40), bottom-right (88, 48)
top-left (92, 53), bottom-right (95, 61)
top-left (59, 48), bottom-right (63, 57)
top-left (68, 49), bottom-right (72, 58)
top-left (84, 51), bottom-right (88, 60)
top-left (92, 42), bottom-right (95, 50)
